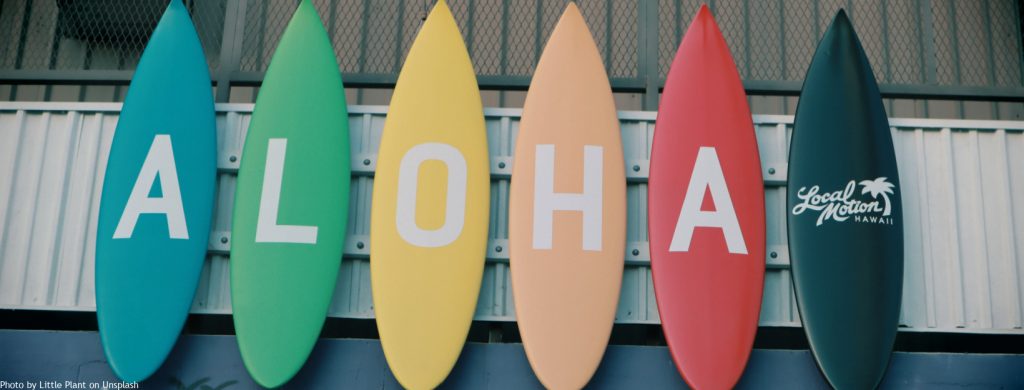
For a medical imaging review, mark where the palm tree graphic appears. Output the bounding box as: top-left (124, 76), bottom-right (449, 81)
top-left (859, 177), bottom-right (895, 216)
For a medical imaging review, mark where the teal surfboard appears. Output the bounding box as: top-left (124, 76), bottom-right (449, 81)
top-left (95, 0), bottom-right (216, 382)
top-left (230, 0), bottom-right (350, 387)
top-left (787, 10), bottom-right (903, 389)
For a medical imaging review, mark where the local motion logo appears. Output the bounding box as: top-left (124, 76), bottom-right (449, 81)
top-left (792, 177), bottom-right (896, 226)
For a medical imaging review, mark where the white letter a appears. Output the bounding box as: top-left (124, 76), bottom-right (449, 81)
top-left (669, 147), bottom-right (747, 254)
top-left (113, 134), bottom-right (189, 239)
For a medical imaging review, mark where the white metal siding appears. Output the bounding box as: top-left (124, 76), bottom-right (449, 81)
top-left (0, 102), bottom-right (1021, 333)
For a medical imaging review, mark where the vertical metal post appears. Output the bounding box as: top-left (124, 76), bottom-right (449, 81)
top-left (358, 0), bottom-right (370, 73)
top-left (743, 0), bottom-right (751, 78)
top-left (637, 0), bottom-right (646, 106)
top-left (1017, 0), bottom-right (1024, 87)
top-left (45, 0), bottom-right (66, 101)
top-left (946, 0), bottom-right (964, 117)
top-left (535, 0), bottom-right (544, 66)
top-left (355, 0), bottom-right (371, 103)
top-left (881, 0), bottom-right (892, 83)
top-left (216, 0), bottom-right (247, 103)
top-left (466, 0), bottom-right (476, 56)
top-left (920, 0), bottom-right (938, 85)
top-left (981, 0), bottom-right (996, 86)
top-left (10, 0), bottom-right (34, 100)
top-left (13, 0), bottom-right (34, 71)
top-left (325, 0), bottom-right (339, 97)
top-left (500, 0), bottom-right (508, 75)
top-left (813, 0), bottom-right (820, 40)
top-left (605, 0), bottom-right (613, 73)
top-left (947, 1), bottom-right (961, 84)
top-left (394, 0), bottom-right (405, 73)
top-left (256, 1), bottom-right (268, 71)
top-left (1015, 0), bottom-right (1024, 87)
top-left (982, 0), bottom-right (998, 117)
top-left (915, 0), bottom-right (931, 116)
top-left (358, 0), bottom-right (370, 74)
top-left (328, 0), bottom-right (338, 45)
top-left (916, 0), bottom-right (926, 85)
top-left (498, 0), bottom-right (509, 105)
top-left (642, 0), bottom-right (660, 110)
top-left (674, 0), bottom-right (682, 47)
top-left (779, 0), bottom-right (787, 81)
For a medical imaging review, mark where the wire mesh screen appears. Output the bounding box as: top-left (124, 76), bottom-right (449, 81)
top-left (660, 0), bottom-right (1022, 87)
top-left (0, 0), bottom-right (1021, 91)
top-left (237, 0), bottom-right (638, 79)
top-left (0, 0), bottom-right (225, 72)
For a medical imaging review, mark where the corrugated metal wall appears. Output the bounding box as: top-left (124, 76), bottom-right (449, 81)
top-left (1, 102), bottom-right (1022, 333)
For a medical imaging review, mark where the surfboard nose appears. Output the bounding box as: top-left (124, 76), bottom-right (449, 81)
top-left (693, 4), bottom-right (712, 26)
top-left (688, 4), bottom-right (729, 47)
top-left (828, 10), bottom-right (856, 47)
top-left (811, 8), bottom-right (875, 83)
top-left (679, 4), bottom-right (734, 70)
top-left (550, 2), bottom-right (588, 48)
top-left (834, 8), bottom-right (851, 24)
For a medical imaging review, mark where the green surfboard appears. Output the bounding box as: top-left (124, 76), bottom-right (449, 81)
top-left (229, 0), bottom-right (350, 387)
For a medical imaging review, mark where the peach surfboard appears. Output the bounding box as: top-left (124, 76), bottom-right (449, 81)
top-left (508, 3), bottom-right (627, 389)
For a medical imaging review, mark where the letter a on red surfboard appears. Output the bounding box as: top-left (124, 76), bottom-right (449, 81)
top-left (648, 6), bottom-right (765, 389)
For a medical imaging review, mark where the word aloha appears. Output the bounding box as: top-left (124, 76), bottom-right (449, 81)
top-left (110, 134), bottom-right (754, 256)
top-left (792, 177), bottom-right (896, 226)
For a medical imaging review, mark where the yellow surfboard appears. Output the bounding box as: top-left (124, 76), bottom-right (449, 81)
top-left (509, 3), bottom-right (627, 389)
top-left (369, 1), bottom-right (489, 389)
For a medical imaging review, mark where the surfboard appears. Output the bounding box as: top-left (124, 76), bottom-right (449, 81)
top-left (787, 10), bottom-right (903, 390)
top-left (369, 1), bottom-right (489, 389)
top-left (508, 4), bottom-right (626, 389)
top-left (229, 0), bottom-right (350, 387)
top-left (649, 6), bottom-right (765, 389)
top-left (94, 0), bottom-right (216, 382)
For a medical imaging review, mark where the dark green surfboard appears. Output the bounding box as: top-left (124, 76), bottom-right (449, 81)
top-left (787, 10), bottom-right (903, 390)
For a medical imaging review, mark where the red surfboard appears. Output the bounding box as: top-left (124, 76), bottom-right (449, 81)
top-left (648, 6), bottom-right (766, 390)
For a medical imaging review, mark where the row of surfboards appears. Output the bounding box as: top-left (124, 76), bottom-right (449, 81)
top-left (94, 1), bottom-right (903, 389)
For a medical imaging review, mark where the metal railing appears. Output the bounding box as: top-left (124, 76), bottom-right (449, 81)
top-left (0, 0), bottom-right (1022, 106)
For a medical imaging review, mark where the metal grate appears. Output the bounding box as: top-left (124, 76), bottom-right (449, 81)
top-left (239, 0), bottom-right (640, 79)
top-left (0, 0), bottom-right (224, 72)
top-left (0, 0), bottom-right (1021, 99)
top-left (656, 0), bottom-right (1021, 87)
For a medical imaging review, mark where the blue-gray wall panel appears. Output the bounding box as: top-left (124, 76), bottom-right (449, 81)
top-left (0, 330), bottom-right (1020, 389)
